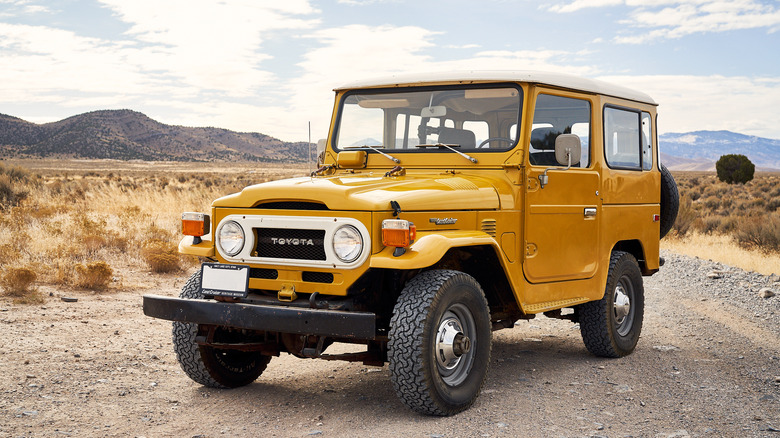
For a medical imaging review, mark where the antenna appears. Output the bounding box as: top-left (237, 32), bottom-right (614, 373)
top-left (308, 121), bottom-right (312, 174)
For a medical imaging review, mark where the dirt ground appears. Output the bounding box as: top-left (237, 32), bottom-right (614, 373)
top-left (1, 257), bottom-right (779, 438)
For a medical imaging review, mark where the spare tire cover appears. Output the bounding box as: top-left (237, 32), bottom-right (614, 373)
top-left (659, 163), bottom-right (679, 239)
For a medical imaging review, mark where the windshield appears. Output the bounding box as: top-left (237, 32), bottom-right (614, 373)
top-left (334, 84), bottom-right (522, 152)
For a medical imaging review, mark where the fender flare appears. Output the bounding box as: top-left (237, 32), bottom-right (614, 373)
top-left (369, 231), bottom-right (500, 270)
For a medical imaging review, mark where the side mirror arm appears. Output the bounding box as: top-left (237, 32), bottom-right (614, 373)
top-left (539, 150), bottom-right (573, 189)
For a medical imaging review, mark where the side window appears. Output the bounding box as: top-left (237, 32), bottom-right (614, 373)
top-left (529, 94), bottom-right (591, 167)
top-left (604, 106), bottom-right (641, 170)
top-left (641, 112), bottom-right (653, 170)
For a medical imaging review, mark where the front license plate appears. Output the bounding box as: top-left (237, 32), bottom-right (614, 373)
top-left (200, 263), bottom-right (249, 298)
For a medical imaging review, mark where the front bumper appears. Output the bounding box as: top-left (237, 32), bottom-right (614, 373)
top-left (142, 294), bottom-right (377, 340)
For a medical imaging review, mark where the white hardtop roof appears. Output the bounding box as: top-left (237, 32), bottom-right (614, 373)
top-left (335, 70), bottom-right (656, 106)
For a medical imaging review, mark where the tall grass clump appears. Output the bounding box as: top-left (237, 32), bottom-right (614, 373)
top-left (1, 266), bottom-right (44, 304)
top-left (734, 214), bottom-right (780, 253)
top-left (141, 239), bottom-right (182, 273)
top-left (75, 261), bottom-right (113, 290)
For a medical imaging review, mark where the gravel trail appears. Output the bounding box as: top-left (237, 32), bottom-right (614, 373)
top-left (1, 250), bottom-right (778, 437)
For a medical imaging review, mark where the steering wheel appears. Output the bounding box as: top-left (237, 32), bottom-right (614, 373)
top-left (477, 137), bottom-right (515, 149)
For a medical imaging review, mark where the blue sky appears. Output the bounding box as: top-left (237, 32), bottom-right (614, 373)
top-left (1, 0), bottom-right (779, 142)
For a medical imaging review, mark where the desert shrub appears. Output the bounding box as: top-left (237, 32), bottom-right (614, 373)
top-left (75, 261), bottom-right (113, 290)
top-left (672, 195), bottom-right (699, 236)
top-left (0, 174), bottom-right (29, 209)
top-left (716, 154), bottom-right (755, 184)
top-left (141, 239), bottom-right (181, 273)
top-left (0, 267), bottom-right (43, 304)
top-left (734, 214), bottom-right (780, 253)
top-left (767, 198), bottom-right (780, 212)
top-left (703, 195), bottom-right (719, 210)
top-left (700, 216), bottom-right (723, 234)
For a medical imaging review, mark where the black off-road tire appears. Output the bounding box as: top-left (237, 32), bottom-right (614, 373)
top-left (172, 271), bottom-right (271, 388)
top-left (578, 251), bottom-right (644, 358)
top-left (659, 163), bottom-right (679, 239)
top-left (388, 270), bottom-right (492, 416)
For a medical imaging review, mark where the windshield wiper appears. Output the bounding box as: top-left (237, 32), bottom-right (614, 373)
top-left (416, 143), bottom-right (477, 163)
top-left (343, 145), bottom-right (400, 163)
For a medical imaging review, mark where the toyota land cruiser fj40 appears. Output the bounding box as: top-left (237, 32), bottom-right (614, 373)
top-left (143, 71), bottom-right (679, 416)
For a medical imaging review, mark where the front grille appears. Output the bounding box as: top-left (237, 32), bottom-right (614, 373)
top-left (250, 268), bottom-right (278, 280)
top-left (255, 228), bottom-right (327, 261)
top-left (302, 271), bottom-right (334, 283)
top-left (257, 201), bottom-right (329, 210)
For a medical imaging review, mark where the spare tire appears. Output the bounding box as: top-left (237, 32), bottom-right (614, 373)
top-left (659, 163), bottom-right (679, 239)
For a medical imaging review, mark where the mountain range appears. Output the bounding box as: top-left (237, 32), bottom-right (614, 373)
top-left (660, 130), bottom-right (780, 171)
top-left (1, 110), bottom-right (778, 170)
top-left (0, 109), bottom-right (311, 162)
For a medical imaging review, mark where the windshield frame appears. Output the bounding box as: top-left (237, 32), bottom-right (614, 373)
top-left (331, 83), bottom-right (524, 155)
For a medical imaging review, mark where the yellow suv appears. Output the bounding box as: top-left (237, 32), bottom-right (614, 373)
top-left (143, 71), bottom-right (679, 416)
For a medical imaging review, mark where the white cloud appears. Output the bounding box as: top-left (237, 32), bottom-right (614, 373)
top-left (598, 74), bottom-right (780, 138)
top-left (97, 0), bottom-right (319, 94)
top-left (547, 0), bottom-right (623, 13)
top-left (546, 0), bottom-right (780, 43)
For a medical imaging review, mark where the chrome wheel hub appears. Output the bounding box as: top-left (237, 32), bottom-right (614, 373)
top-left (436, 317), bottom-right (470, 370)
top-left (614, 284), bottom-right (631, 327)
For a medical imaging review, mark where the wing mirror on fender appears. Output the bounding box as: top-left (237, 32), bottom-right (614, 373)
top-left (539, 134), bottom-right (581, 188)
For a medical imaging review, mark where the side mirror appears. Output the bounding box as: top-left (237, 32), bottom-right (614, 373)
top-left (539, 134), bottom-right (582, 189)
top-left (555, 134), bottom-right (581, 166)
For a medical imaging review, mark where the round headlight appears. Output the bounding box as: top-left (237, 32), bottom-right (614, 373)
top-left (332, 225), bottom-right (363, 263)
top-left (218, 220), bottom-right (245, 257)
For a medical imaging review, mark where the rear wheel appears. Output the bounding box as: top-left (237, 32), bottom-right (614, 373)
top-left (579, 251), bottom-right (644, 358)
top-left (388, 270), bottom-right (492, 416)
top-left (172, 271), bottom-right (271, 388)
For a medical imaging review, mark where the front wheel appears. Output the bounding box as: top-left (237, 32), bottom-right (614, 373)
top-left (172, 271), bottom-right (271, 388)
top-left (388, 270), bottom-right (492, 416)
top-left (578, 251), bottom-right (644, 358)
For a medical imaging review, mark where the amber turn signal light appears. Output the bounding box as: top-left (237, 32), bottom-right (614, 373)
top-left (182, 212), bottom-right (210, 237)
top-left (382, 219), bottom-right (416, 247)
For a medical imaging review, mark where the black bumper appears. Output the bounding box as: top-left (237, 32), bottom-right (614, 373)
top-left (143, 294), bottom-right (377, 340)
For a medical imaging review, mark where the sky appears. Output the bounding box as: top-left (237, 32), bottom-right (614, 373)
top-left (1, 0), bottom-right (779, 142)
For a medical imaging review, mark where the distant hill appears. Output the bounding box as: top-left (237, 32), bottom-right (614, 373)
top-left (660, 130), bottom-right (780, 171)
top-left (0, 110), bottom-right (311, 162)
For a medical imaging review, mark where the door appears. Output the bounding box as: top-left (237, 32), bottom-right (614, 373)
top-left (523, 92), bottom-right (601, 283)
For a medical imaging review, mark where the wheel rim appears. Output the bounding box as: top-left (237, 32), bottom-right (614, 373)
top-left (435, 303), bottom-right (476, 386)
top-left (613, 276), bottom-right (634, 336)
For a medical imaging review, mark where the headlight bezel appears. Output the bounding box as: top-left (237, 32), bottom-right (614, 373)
top-left (331, 224), bottom-right (363, 263)
top-left (217, 220), bottom-right (246, 257)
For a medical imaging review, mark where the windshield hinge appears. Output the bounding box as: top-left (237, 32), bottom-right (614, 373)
top-left (384, 165), bottom-right (405, 177)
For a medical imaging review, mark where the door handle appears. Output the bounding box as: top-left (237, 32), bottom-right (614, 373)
top-left (584, 208), bottom-right (597, 218)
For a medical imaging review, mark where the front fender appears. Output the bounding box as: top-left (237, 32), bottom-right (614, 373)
top-left (369, 230), bottom-right (499, 270)
top-left (178, 236), bottom-right (215, 257)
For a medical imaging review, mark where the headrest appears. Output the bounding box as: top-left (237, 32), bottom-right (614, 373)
top-left (438, 127), bottom-right (476, 149)
top-left (530, 127), bottom-right (560, 151)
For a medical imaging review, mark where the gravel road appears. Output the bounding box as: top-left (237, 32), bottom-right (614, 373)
top-left (1, 250), bottom-right (778, 437)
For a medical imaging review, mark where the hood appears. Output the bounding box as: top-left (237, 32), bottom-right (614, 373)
top-left (212, 173), bottom-right (501, 211)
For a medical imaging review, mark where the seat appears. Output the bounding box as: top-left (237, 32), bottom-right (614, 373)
top-left (438, 127), bottom-right (476, 148)
top-left (529, 127), bottom-right (559, 165)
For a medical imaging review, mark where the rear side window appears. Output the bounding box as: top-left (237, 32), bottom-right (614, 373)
top-left (641, 112), bottom-right (653, 170)
top-left (604, 106), bottom-right (642, 170)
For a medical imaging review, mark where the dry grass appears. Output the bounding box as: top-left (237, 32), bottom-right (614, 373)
top-left (0, 159), bottom-right (308, 301)
top-left (667, 171), bottom-right (780, 274)
top-left (662, 232), bottom-right (780, 276)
